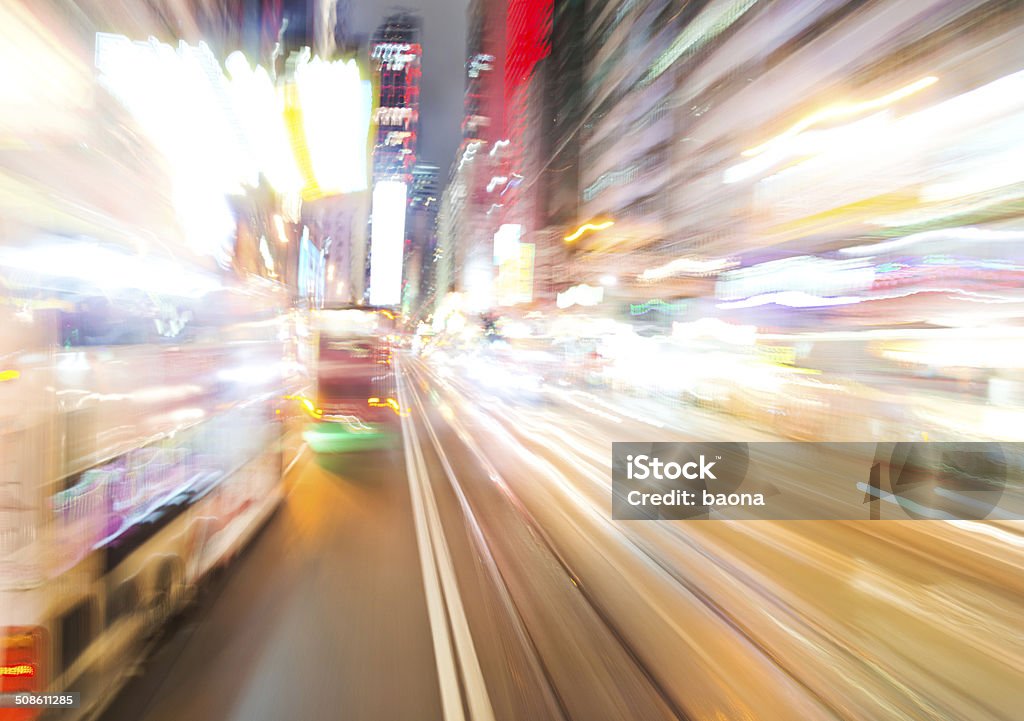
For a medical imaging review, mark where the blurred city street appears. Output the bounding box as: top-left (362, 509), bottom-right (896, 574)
top-left (97, 354), bottom-right (1024, 721)
top-left (5, 1), bottom-right (1024, 719)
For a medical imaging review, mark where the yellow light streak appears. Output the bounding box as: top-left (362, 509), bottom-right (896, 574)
top-left (285, 394), bottom-right (323, 418)
top-left (368, 396), bottom-right (409, 416)
top-left (564, 219), bottom-right (615, 243)
top-left (742, 76), bottom-right (938, 158)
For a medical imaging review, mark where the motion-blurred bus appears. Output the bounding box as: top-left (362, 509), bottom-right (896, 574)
top-left (299, 307), bottom-right (400, 452)
top-left (0, 255), bottom-right (294, 721)
top-left (0, 8), bottom-right (295, 717)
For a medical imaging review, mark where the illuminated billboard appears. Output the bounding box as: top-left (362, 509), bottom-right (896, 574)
top-left (94, 33), bottom-right (243, 264)
top-left (496, 243), bottom-right (534, 306)
top-left (284, 52), bottom-right (373, 200)
top-left (369, 181), bottom-right (407, 306)
top-left (292, 54), bottom-right (372, 197)
top-left (93, 34), bottom-right (373, 266)
top-left (493, 223), bottom-right (522, 264)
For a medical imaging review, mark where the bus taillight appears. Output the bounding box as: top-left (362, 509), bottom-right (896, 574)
top-left (1, 627), bottom-right (45, 720)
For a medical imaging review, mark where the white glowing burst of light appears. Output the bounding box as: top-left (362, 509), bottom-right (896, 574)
top-left (493, 224), bottom-right (522, 264)
top-left (716, 256), bottom-right (875, 301)
top-left (369, 181), bottom-right (407, 307)
top-left (752, 69), bottom-right (1024, 220)
top-left (294, 54), bottom-right (372, 195)
top-left (672, 318), bottom-right (757, 345)
top-left (640, 256), bottom-right (738, 281)
top-left (225, 51), bottom-right (303, 194)
top-left (717, 291), bottom-right (864, 310)
top-left (724, 112), bottom-right (893, 185)
top-left (557, 284), bottom-right (605, 309)
top-left (839, 226), bottom-right (1024, 257)
top-left (464, 261), bottom-right (496, 312)
top-left (95, 34), bottom-right (250, 265)
top-left (0, 241), bottom-right (222, 298)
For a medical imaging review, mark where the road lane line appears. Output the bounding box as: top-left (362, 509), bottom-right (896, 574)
top-left (282, 442), bottom-right (308, 477)
top-left (410, 359), bottom-right (863, 721)
top-left (398, 373), bottom-right (467, 721)
top-left (405, 366), bottom-right (571, 721)
top-left (398, 356), bottom-right (495, 721)
top-left (407, 360), bottom-right (699, 721)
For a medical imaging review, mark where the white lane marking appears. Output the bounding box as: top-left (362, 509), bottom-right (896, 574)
top-left (282, 442), bottom-right (308, 477)
top-left (406, 363), bottom-right (572, 720)
top-left (411, 425), bottom-right (498, 721)
top-left (398, 380), bottom-right (466, 721)
top-left (397, 356), bottom-right (495, 721)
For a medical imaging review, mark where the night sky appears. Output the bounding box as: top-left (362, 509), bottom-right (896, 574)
top-left (351, 0), bottom-right (468, 174)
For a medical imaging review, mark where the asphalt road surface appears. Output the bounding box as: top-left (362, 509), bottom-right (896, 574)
top-left (99, 353), bottom-right (1024, 721)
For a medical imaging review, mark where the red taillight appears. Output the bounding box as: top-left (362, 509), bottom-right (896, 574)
top-left (0, 627), bottom-right (45, 721)
top-left (0, 664), bottom-right (35, 680)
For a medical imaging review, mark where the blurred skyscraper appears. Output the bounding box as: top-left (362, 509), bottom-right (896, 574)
top-left (371, 11), bottom-right (423, 184)
top-left (434, 0), bottom-right (556, 313)
top-left (368, 10), bottom-right (423, 307)
top-left (406, 162), bottom-right (441, 316)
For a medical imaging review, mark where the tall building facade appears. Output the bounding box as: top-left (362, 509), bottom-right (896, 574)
top-left (367, 11), bottom-right (423, 307)
top-left (435, 168), bottom-right (466, 312)
top-left (557, 0), bottom-right (1024, 323)
top-left (405, 162), bottom-right (441, 316)
top-left (501, 0), bottom-right (552, 185)
top-left (371, 12), bottom-right (422, 183)
top-left (569, 0), bottom-right (697, 296)
top-left (435, 0), bottom-right (555, 312)
top-left (435, 0), bottom-right (498, 312)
